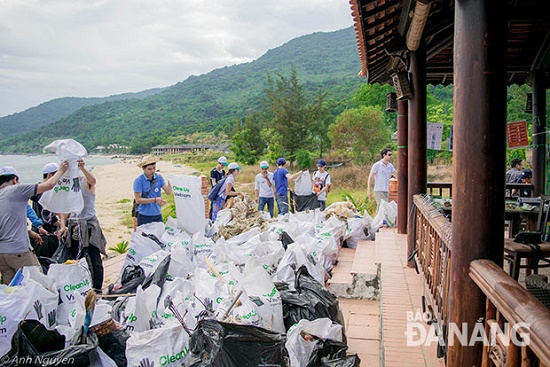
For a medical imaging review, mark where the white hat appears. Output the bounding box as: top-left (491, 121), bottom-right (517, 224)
top-left (260, 161), bottom-right (269, 169)
top-left (137, 155), bottom-right (159, 168)
top-left (42, 162), bottom-right (60, 174)
top-left (228, 162), bottom-right (241, 170)
top-left (0, 166), bottom-right (18, 176)
top-left (218, 156), bottom-right (228, 166)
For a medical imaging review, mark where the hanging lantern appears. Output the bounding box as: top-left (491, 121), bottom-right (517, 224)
top-left (392, 71), bottom-right (412, 100)
top-left (385, 92), bottom-right (397, 112)
top-left (525, 93), bottom-right (533, 113)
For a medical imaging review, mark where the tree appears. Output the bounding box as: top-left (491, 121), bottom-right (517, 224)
top-left (230, 114), bottom-right (266, 164)
top-left (329, 106), bottom-right (389, 164)
top-left (263, 66), bottom-right (326, 161)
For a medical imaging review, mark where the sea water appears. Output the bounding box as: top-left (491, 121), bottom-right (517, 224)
top-left (0, 154), bottom-right (121, 184)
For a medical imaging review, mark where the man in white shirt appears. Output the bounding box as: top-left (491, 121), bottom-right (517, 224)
top-left (367, 148), bottom-right (396, 210)
top-left (255, 161), bottom-right (275, 218)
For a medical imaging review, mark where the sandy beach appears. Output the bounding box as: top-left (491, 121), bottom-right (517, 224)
top-left (91, 157), bottom-right (195, 253)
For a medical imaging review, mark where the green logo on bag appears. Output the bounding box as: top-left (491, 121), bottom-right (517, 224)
top-left (63, 278), bottom-right (90, 292)
top-left (54, 185), bottom-right (70, 193)
top-left (0, 315), bottom-right (6, 324)
top-left (159, 347), bottom-right (189, 365)
top-left (264, 286), bottom-right (277, 298)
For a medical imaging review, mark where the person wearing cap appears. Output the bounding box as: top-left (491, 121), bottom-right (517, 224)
top-left (211, 162), bottom-right (244, 222)
top-left (312, 159), bottom-right (332, 211)
top-left (59, 159), bottom-right (107, 292)
top-left (516, 169), bottom-right (532, 198)
top-left (209, 156), bottom-right (228, 219)
top-left (367, 148), bottom-right (396, 211)
top-left (273, 157), bottom-right (302, 216)
top-left (29, 162), bottom-right (68, 237)
top-left (0, 162), bottom-right (69, 284)
top-left (255, 161), bottom-right (275, 218)
top-left (133, 155), bottom-right (173, 227)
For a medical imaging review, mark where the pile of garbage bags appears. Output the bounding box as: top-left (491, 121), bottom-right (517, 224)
top-left (0, 199), bottom-right (385, 366)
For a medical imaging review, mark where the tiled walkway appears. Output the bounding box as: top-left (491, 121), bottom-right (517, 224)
top-left (332, 228), bottom-right (445, 367)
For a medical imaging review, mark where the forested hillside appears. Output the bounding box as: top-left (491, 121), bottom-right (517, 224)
top-left (0, 88), bottom-right (165, 138)
top-left (0, 26), bottom-right (364, 153)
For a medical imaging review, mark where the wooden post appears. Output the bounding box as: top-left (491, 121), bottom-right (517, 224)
top-left (398, 100), bottom-right (409, 235)
top-left (532, 71), bottom-right (547, 196)
top-left (448, 0), bottom-right (507, 365)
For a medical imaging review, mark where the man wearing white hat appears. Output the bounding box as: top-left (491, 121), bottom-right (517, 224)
top-left (0, 162), bottom-right (69, 284)
top-left (255, 161), bottom-right (275, 218)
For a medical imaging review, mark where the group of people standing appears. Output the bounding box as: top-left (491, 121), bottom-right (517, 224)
top-left (505, 157), bottom-right (533, 197)
top-left (0, 159), bottom-right (107, 291)
top-left (209, 156), bottom-right (332, 220)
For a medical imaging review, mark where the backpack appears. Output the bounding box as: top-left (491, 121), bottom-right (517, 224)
top-left (208, 176), bottom-right (228, 201)
top-left (313, 171), bottom-right (331, 193)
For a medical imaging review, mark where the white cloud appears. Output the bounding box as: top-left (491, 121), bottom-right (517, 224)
top-left (0, 0), bottom-right (353, 117)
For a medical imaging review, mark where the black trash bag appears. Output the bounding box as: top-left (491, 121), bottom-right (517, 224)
top-left (181, 319), bottom-right (289, 367)
top-left (107, 265), bottom-right (146, 295)
top-left (37, 256), bottom-right (57, 275)
top-left (318, 355), bottom-right (361, 367)
top-left (50, 237), bottom-right (72, 264)
top-left (306, 338), bottom-right (348, 367)
top-left (0, 319), bottom-right (98, 367)
top-left (142, 254), bottom-right (171, 291)
top-left (289, 190), bottom-right (320, 212)
top-left (32, 235), bottom-right (60, 259)
top-left (279, 266), bottom-right (342, 332)
top-left (279, 231), bottom-right (294, 250)
top-left (96, 328), bottom-right (130, 367)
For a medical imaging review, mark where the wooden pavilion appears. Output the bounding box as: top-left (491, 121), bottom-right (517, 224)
top-left (349, 0), bottom-right (550, 365)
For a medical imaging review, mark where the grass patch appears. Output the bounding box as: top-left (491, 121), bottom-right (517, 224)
top-left (108, 240), bottom-right (129, 254)
top-left (116, 198), bottom-right (132, 204)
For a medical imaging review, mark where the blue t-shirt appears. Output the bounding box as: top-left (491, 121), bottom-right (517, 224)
top-left (133, 173), bottom-right (166, 216)
top-left (273, 167), bottom-right (289, 195)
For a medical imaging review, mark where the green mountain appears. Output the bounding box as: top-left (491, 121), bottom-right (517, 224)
top-left (0, 27), bottom-right (363, 153)
top-left (0, 88), bottom-right (165, 138)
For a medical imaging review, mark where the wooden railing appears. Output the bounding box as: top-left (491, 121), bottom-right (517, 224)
top-left (426, 182), bottom-right (534, 199)
top-left (412, 194), bottom-right (550, 365)
top-left (411, 195), bottom-right (452, 348)
top-left (470, 259), bottom-right (550, 366)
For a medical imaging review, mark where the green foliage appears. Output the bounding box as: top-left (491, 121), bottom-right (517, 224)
top-left (262, 66), bottom-right (329, 161)
top-left (295, 149), bottom-right (313, 170)
top-left (108, 240), bottom-right (129, 254)
top-left (329, 106), bottom-right (389, 164)
top-left (116, 198), bottom-right (132, 204)
top-left (230, 114), bottom-right (266, 165)
top-left (339, 191), bottom-right (377, 216)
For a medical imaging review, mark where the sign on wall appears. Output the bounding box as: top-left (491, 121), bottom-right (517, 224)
top-left (507, 120), bottom-right (529, 149)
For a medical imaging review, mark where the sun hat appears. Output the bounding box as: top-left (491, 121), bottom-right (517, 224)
top-left (0, 166), bottom-right (18, 176)
top-left (42, 162), bottom-right (59, 174)
top-left (260, 161), bottom-right (269, 169)
top-left (317, 159), bottom-right (327, 167)
top-left (277, 157), bottom-right (286, 165)
top-left (218, 156), bottom-right (228, 166)
top-left (228, 162), bottom-right (241, 170)
top-left (137, 155), bottom-right (160, 168)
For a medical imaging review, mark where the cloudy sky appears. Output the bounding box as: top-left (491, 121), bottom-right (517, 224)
top-left (0, 0), bottom-right (354, 117)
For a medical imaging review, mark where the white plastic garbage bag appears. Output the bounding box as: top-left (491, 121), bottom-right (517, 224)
top-left (48, 258), bottom-right (93, 325)
top-left (372, 200), bottom-right (398, 230)
top-left (294, 170), bottom-right (313, 195)
top-left (286, 318), bottom-right (343, 367)
top-left (0, 280), bottom-right (58, 356)
top-left (169, 174), bottom-right (206, 236)
top-left (126, 324), bottom-right (190, 367)
top-left (39, 139), bottom-right (87, 214)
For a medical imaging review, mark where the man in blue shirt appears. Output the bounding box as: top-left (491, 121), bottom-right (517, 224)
top-left (273, 157), bottom-right (302, 216)
top-left (133, 156), bottom-right (173, 226)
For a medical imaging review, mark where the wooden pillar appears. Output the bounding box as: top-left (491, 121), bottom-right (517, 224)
top-left (532, 71), bottom-right (547, 196)
top-left (448, 1), bottom-right (507, 366)
top-left (407, 43), bottom-right (427, 259)
top-left (398, 100), bottom-right (409, 235)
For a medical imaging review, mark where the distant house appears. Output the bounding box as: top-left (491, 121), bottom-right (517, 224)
top-left (151, 143), bottom-right (230, 155)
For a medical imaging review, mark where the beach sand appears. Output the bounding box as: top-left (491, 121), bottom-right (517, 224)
top-left (91, 158), bottom-right (196, 253)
